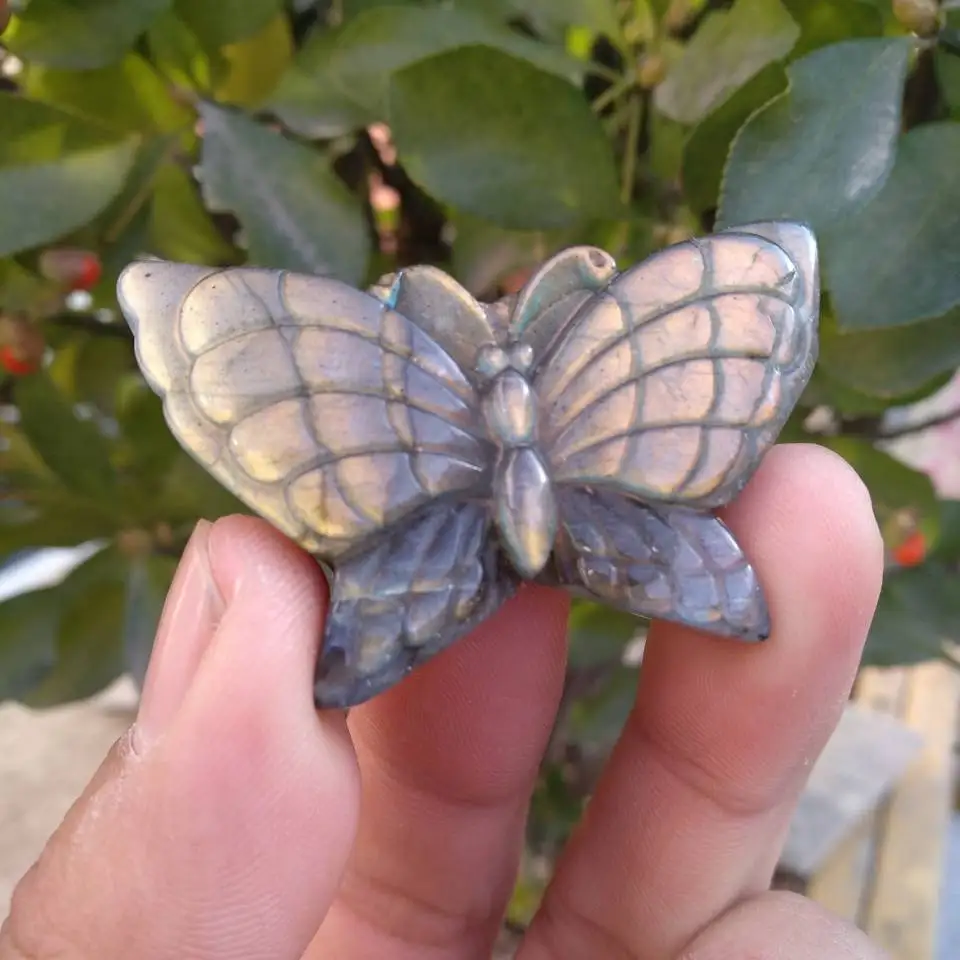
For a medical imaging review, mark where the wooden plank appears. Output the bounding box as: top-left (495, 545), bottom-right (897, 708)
top-left (805, 668), bottom-right (908, 923)
top-left (861, 661), bottom-right (960, 960)
top-left (780, 701), bottom-right (922, 878)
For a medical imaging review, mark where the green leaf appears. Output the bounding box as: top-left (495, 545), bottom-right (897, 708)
top-left (154, 453), bottom-right (249, 526)
top-left (24, 547), bottom-right (129, 707)
top-left (780, 0), bottom-right (884, 58)
top-left (150, 161), bottom-right (237, 264)
top-left (864, 564), bottom-right (960, 667)
top-left (115, 376), bottom-right (181, 481)
top-left (123, 553), bottom-right (177, 688)
top-left (567, 664), bottom-right (638, 750)
top-left (21, 54), bottom-right (194, 135)
top-left (0, 260), bottom-right (49, 313)
top-left (930, 501), bottom-right (960, 564)
top-left (0, 417), bottom-right (60, 487)
top-left (92, 133), bottom-right (179, 269)
top-left (212, 12), bottom-right (293, 107)
top-left (937, 11), bottom-right (960, 119)
top-left (13, 372), bottom-right (118, 504)
top-left (823, 437), bottom-right (939, 538)
top-left (3, 0), bottom-right (172, 70)
top-left (449, 212), bottom-right (580, 295)
top-left (681, 62), bottom-right (788, 214)
top-left (265, 24), bottom-right (377, 138)
top-left (0, 587), bottom-right (60, 702)
top-left (716, 37), bottom-right (913, 232)
top-left (147, 8), bottom-right (221, 92)
top-left (0, 95), bottom-right (139, 258)
top-left (510, 0), bottom-right (628, 46)
top-left (818, 306), bottom-right (960, 398)
top-left (803, 363), bottom-right (953, 417)
top-left (0, 504), bottom-right (116, 554)
top-left (0, 142), bottom-right (140, 256)
top-left (72, 336), bottom-right (138, 412)
top-left (388, 46), bottom-right (621, 230)
top-left (173, 0), bottom-right (283, 49)
top-left (654, 0), bottom-right (798, 125)
top-left (822, 124), bottom-right (960, 331)
top-left (567, 600), bottom-right (639, 669)
top-left (647, 109), bottom-right (688, 185)
top-left (325, 5), bottom-right (583, 119)
top-left (197, 102), bottom-right (371, 283)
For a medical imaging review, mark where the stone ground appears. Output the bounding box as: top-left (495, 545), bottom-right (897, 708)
top-left (0, 679), bottom-right (137, 912)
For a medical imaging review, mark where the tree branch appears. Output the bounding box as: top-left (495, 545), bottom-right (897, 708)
top-left (46, 313), bottom-right (133, 338)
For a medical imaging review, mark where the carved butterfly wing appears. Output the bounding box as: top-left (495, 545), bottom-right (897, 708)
top-left (530, 221), bottom-right (818, 637)
top-left (118, 262), bottom-right (512, 708)
top-left (545, 487), bottom-right (769, 640)
top-left (317, 500), bottom-right (516, 707)
top-left (534, 221), bottom-right (818, 507)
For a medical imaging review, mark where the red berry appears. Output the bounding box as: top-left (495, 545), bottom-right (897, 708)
top-left (0, 315), bottom-right (45, 375)
top-left (38, 248), bottom-right (102, 291)
top-left (75, 254), bottom-right (102, 290)
top-left (0, 344), bottom-right (39, 376)
top-left (893, 531), bottom-right (926, 567)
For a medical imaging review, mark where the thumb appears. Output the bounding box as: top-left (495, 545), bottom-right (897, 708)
top-left (1, 517), bottom-right (360, 960)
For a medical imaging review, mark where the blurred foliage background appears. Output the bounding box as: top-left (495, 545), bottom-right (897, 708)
top-left (2, 0), bottom-right (960, 923)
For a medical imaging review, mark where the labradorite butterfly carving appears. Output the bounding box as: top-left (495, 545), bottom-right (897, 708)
top-left (118, 220), bottom-right (819, 708)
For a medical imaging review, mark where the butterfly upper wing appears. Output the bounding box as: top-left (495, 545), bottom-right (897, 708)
top-left (117, 261), bottom-right (495, 561)
top-left (316, 500), bottom-right (517, 708)
top-left (546, 486), bottom-right (769, 640)
top-left (532, 222), bottom-right (818, 509)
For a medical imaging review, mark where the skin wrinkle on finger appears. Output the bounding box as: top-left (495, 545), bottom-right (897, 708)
top-left (328, 779), bottom-right (530, 956)
top-left (1, 517), bottom-right (362, 960)
top-left (518, 444), bottom-right (884, 960)
top-left (133, 519), bottom-right (223, 753)
top-left (305, 585), bottom-right (570, 960)
top-left (678, 891), bottom-right (890, 960)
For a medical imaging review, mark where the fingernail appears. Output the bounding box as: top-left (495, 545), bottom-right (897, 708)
top-left (135, 520), bottom-right (225, 750)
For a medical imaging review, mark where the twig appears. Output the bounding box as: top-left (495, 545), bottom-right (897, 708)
top-left (45, 313), bottom-right (133, 339)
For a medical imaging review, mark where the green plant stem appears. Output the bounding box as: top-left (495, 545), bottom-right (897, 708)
top-left (103, 138), bottom-right (184, 244)
top-left (602, 96), bottom-right (636, 134)
top-left (620, 93), bottom-right (642, 205)
top-left (591, 72), bottom-right (635, 114)
top-left (588, 63), bottom-right (623, 84)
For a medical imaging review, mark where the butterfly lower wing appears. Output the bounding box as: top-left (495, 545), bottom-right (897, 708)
top-left (117, 261), bottom-right (495, 560)
top-left (535, 222), bottom-right (818, 510)
top-left (546, 487), bottom-right (769, 640)
top-left (316, 500), bottom-right (518, 708)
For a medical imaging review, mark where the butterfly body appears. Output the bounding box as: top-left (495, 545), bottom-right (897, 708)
top-left (118, 221), bottom-right (820, 708)
top-left (471, 344), bottom-right (553, 578)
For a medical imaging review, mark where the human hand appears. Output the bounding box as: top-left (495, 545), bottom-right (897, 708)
top-left (1, 444), bottom-right (888, 960)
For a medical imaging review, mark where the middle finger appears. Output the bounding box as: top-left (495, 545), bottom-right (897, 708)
top-left (305, 584), bottom-right (570, 959)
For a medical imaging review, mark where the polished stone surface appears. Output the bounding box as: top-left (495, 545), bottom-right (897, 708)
top-left (118, 222), bottom-right (820, 708)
